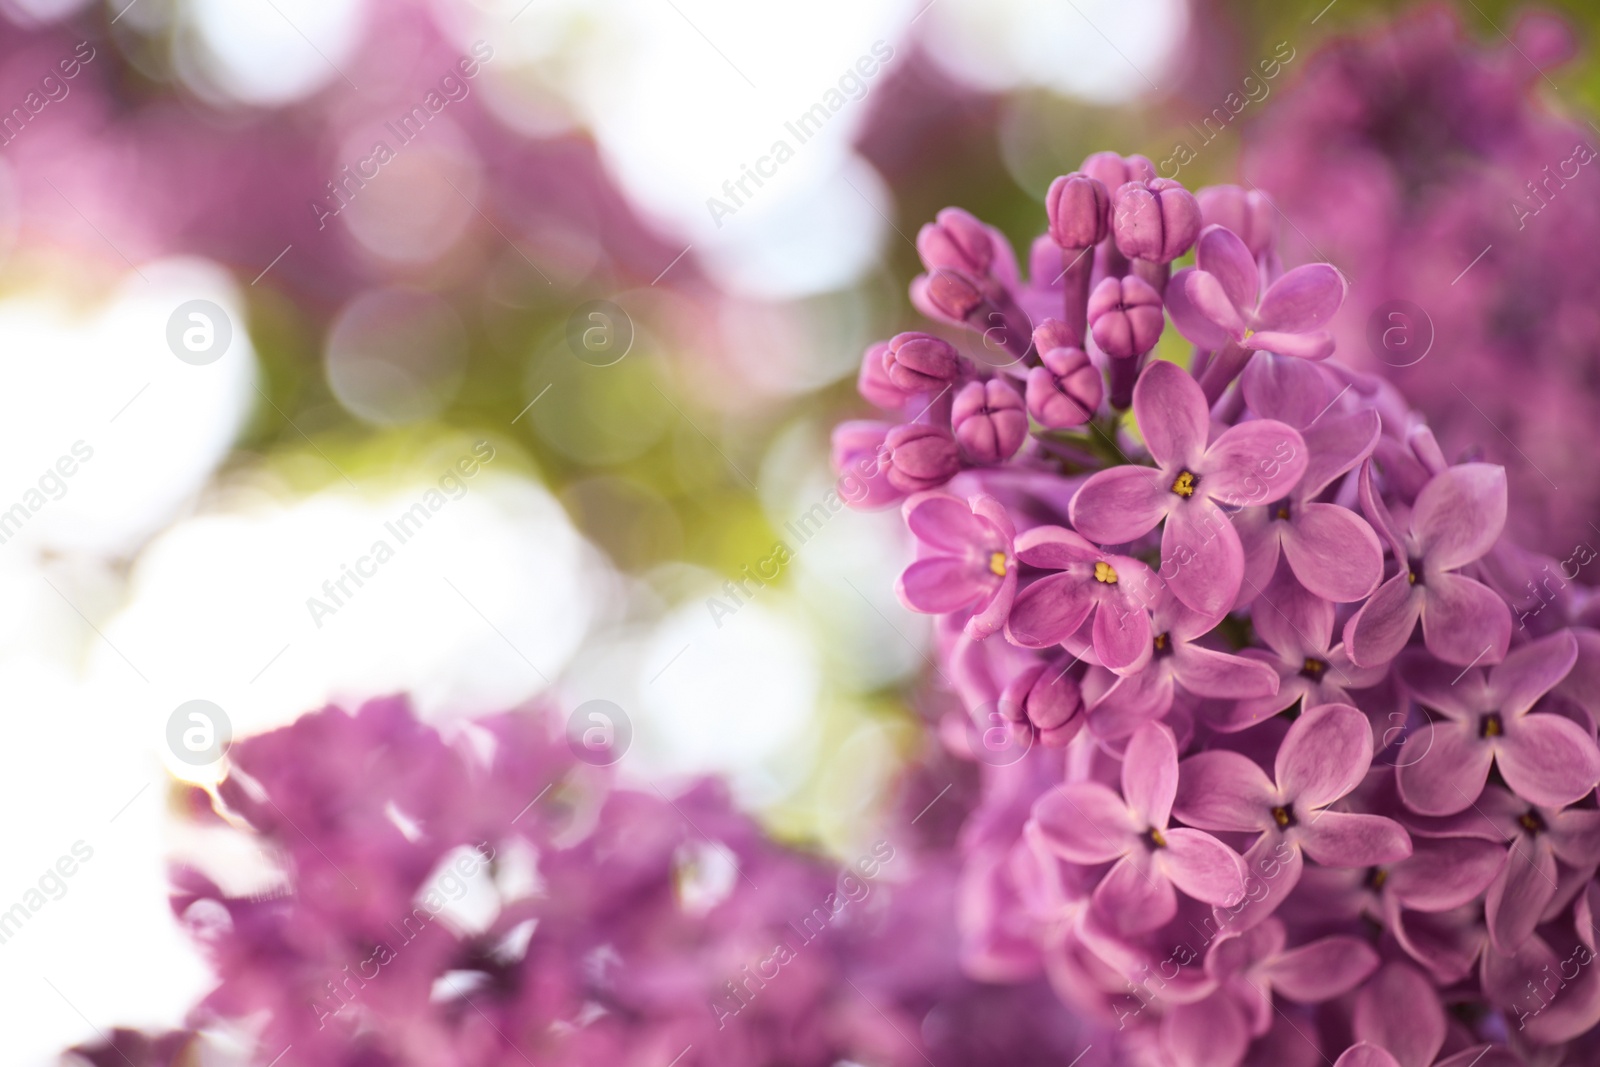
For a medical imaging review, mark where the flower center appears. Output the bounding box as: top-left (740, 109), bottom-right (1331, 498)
top-left (1273, 499), bottom-right (1292, 521)
top-left (1143, 826), bottom-right (1168, 850)
top-left (1299, 657), bottom-right (1327, 680)
top-left (1407, 557), bottom-right (1425, 586)
top-left (1270, 805), bottom-right (1296, 829)
top-left (1363, 866), bottom-right (1388, 891)
top-left (1479, 713), bottom-right (1504, 739)
top-left (1242, 327), bottom-right (1255, 340)
top-left (988, 551), bottom-right (1008, 577)
top-left (1171, 470), bottom-right (1197, 498)
top-left (1093, 560), bottom-right (1118, 584)
top-left (1518, 809), bottom-right (1547, 836)
top-left (1152, 632), bottom-right (1172, 659)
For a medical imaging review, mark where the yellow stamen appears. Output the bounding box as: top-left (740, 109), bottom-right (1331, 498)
top-left (988, 551), bottom-right (1008, 577)
top-left (1171, 470), bottom-right (1196, 498)
top-left (1094, 560), bottom-right (1118, 584)
top-left (1147, 827), bottom-right (1168, 848)
top-left (1154, 633), bottom-right (1169, 652)
top-left (1482, 716), bottom-right (1503, 738)
top-left (1271, 805), bottom-right (1293, 829)
top-left (1368, 868), bottom-right (1388, 890)
top-left (1243, 327), bottom-right (1255, 340)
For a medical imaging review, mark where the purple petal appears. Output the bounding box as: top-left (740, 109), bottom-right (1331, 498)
top-left (1497, 711), bottom-right (1600, 810)
top-left (1195, 223), bottom-right (1259, 311)
top-left (1358, 458), bottom-right (1408, 561)
top-left (1092, 852), bottom-right (1177, 935)
top-left (1485, 838), bottom-right (1557, 953)
top-left (1353, 963), bottom-right (1446, 1067)
top-left (1282, 504), bottom-right (1383, 602)
top-left (1493, 629), bottom-right (1578, 717)
top-left (1264, 935), bottom-right (1378, 1003)
top-left (1173, 643), bottom-right (1280, 699)
top-left (1277, 703), bottom-right (1373, 810)
top-left (1240, 351), bottom-right (1331, 428)
top-left (1134, 359), bottom-right (1210, 470)
top-left (1300, 408), bottom-right (1382, 498)
top-left (1395, 651), bottom-right (1483, 722)
top-left (1420, 572), bottom-right (1512, 667)
top-left (1166, 266), bottom-right (1233, 349)
top-left (1412, 463), bottom-right (1507, 570)
top-left (1031, 782), bottom-right (1135, 864)
top-left (1094, 592), bottom-right (1155, 675)
top-left (1550, 809), bottom-right (1600, 867)
top-left (1174, 751), bottom-right (1276, 832)
top-left (1251, 575), bottom-right (1333, 660)
top-left (1184, 269), bottom-right (1250, 342)
top-left (1344, 573), bottom-right (1424, 668)
top-left (1213, 833), bottom-right (1302, 932)
top-left (1243, 329), bottom-right (1335, 361)
top-left (1088, 665), bottom-right (1175, 740)
top-left (1395, 719), bottom-right (1494, 816)
top-left (1298, 811), bottom-right (1411, 867)
top-left (1014, 523), bottom-right (1101, 569)
top-left (1235, 507), bottom-right (1284, 604)
top-left (1161, 828), bottom-right (1248, 907)
top-left (1435, 1051), bottom-right (1524, 1067)
top-left (1386, 838), bottom-right (1508, 912)
top-left (1199, 420), bottom-right (1308, 508)
top-left (1334, 1046), bottom-right (1402, 1067)
top-left (966, 568), bottom-right (1017, 640)
top-left (1161, 502), bottom-right (1245, 617)
top-left (897, 557), bottom-right (995, 615)
top-left (1123, 721), bottom-right (1179, 826)
top-left (903, 491), bottom-right (986, 551)
top-left (1069, 465), bottom-right (1171, 545)
top-left (1162, 992), bottom-right (1251, 1067)
top-left (1005, 572), bottom-right (1094, 648)
top-left (1253, 263), bottom-right (1345, 333)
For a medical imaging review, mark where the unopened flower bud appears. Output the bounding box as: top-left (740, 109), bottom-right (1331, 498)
top-left (858, 341), bottom-right (910, 409)
top-left (953, 379), bottom-right (1027, 464)
top-left (917, 207), bottom-right (995, 277)
top-left (831, 420), bottom-right (901, 509)
top-left (1080, 151), bottom-right (1156, 191)
top-left (1196, 185), bottom-right (1277, 259)
top-left (1026, 346), bottom-right (1102, 428)
top-left (1046, 172), bottom-right (1111, 251)
top-left (1031, 318), bottom-right (1078, 355)
top-left (883, 332), bottom-right (961, 392)
top-left (1088, 275), bottom-right (1164, 359)
top-left (885, 423), bottom-right (961, 492)
top-left (1112, 178), bottom-right (1201, 263)
top-left (921, 268), bottom-right (987, 321)
top-left (1001, 661), bottom-right (1084, 747)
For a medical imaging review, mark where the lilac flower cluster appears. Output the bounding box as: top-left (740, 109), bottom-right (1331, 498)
top-left (836, 150), bottom-right (1600, 1065)
top-left (69, 697), bottom-right (1097, 1067)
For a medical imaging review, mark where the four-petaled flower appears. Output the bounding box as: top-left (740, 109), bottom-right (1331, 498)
top-left (1070, 359), bottom-right (1307, 616)
top-left (896, 491), bottom-right (1018, 640)
top-left (1004, 525), bottom-right (1160, 674)
top-left (1031, 722), bottom-right (1248, 936)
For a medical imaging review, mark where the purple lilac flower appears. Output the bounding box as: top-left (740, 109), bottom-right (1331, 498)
top-left (1069, 359), bottom-right (1307, 616)
top-left (1346, 461), bottom-right (1515, 667)
top-left (837, 134), bottom-right (1600, 1065)
top-left (1031, 722), bottom-right (1247, 936)
top-left (896, 491), bottom-right (1017, 640)
top-left (1394, 630), bottom-right (1598, 815)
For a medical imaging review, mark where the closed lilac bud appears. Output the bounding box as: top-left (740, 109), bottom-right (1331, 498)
top-left (884, 423), bottom-right (960, 491)
top-left (920, 268), bottom-right (986, 321)
top-left (858, 341), bottom-right (910, 409)
top-left (1031, 318), bottom-right (1078, 354)
top-left (952, 379), bottom-right (1027, 464)
top-left (1046, 172), bottom-right (1110, 251)
top-left (831, 420), bottom-right (901, 509)
top-left (1088, 275), bottom-right (1164, 358)
top-left (917, 206), bottom-right (994, 277)
top-left (1196, 184), bottom-right (1277, 258)
top-left (1112, 178), bottom-right (1201, 263)
top-left (1001, 661), bottom-right (1084, 746)
top-left (1080, 151), bottom-right (1156, 191)
top-left (1026, 346), bottom-right (1101, 428)
top-left (883, 331), bottom-right (960, 391)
